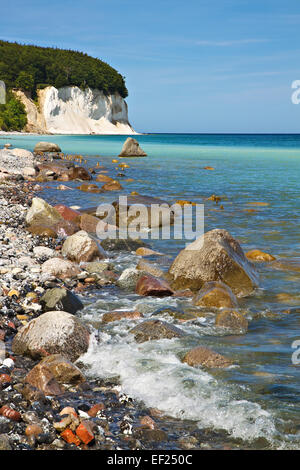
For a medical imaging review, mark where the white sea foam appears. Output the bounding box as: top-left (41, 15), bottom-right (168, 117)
top-left (81, 329), bottom-right (279, 444)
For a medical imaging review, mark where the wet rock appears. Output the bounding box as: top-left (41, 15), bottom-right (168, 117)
top-left (79, 213), bottom-right (100, 233)
top-left (101, 237), bottom-right (147, 252)
top-left (183, 346), bottom-right (233, 368)
top-left (26, 197), bottom-right (63, 227)
top-left (215, 310), bottom-right (248, 333)
top-left (119, 138), bottom-right (147, 157)
top-left (76, 420), bottom-right (95, 444)
top-left (38, 355), bottom-right (86, 385)
top-left (136, 275), bottom-right (173, 297)
top-left (34, 142), bottom-right (61, 153)
top-left (88, 403), bottom-right (105, 417)
top-left (25, 363), bottom-right (63, 396)
top-left (136, 260), bottom-right (165, 278)
top-left (134, 429), bottom-right (167, 442)
top-left (61, 230), bottom-right (106, 263)
top-left (41, 258), bottom-right (81, 279)
top-left (151, 307), bottom-right (196, 322)
top-left (77, 183), bottom-right (100, 193)
top-left (0, 406), bottom-right (21, 421)
top-left (40, 287), bottom-right (83, 314)
top-left (193, 281), bottom-right (238, 309)
top-left (12, 310), bottom-right (90, 361)
top-left (108, 194), bottom-right (174, 229)
top-left (130, 319), bottom-right (185, 343)
top-left (96, 174), bottom-right (114, 183)
top-left (136, 247), bottom-right (163, 257)
top-left (169, 229), bottom-right (259, 296)
top-left (246, 249), bottom-right (276, 262)
top-left (140, 415), bottom-right (156, 430)
top-left (101, 180), bottom-right (123, 191)
top-left (68, 167), bottom-right (91, 181)
top-left (117, 268), bottom-right (146, 290)
top-left (102, 310), bottom-right (143, 324)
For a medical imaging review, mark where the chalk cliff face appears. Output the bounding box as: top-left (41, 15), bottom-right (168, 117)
top-left (15, 86), bottom-right (136, 135)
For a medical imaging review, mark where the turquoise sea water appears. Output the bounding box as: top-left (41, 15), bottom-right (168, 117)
top-left (2, 133), bottom-right (300, 448)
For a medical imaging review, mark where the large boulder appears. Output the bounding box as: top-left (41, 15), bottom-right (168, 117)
top-left (168, 229), bottom-right (259, 297)
top-left (34, 142), bottom-right (61, 153)
top-left (11, 148), bottom-right (34, 159)
top-left (193, 281), bottom-right (238, 309)
top-left (12, 311), bottom-right (90, 361)
top-left (40, 287), bottom-right (83, 314)
top-left (26, 197), bottom-right (63, 227)
top-left (37, 354), bottom-right (85, 385)
top-left (41, 258), bottom-right (81, 279)
top-left (182, 346), bottom-right (233, 368)
top-left (129, 319), bottom-right (185, 343)
top-left (117, 268), bottom-right (146, 290)
top-left (107, 194), bottom-right (174, 230)
top-left (61, 230), bottom-right (106, 263)
top-left (119, 138), bottom-right (147, 157)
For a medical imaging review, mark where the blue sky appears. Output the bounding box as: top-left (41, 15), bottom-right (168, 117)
top-left (1, 0), bottom-right (300, 132)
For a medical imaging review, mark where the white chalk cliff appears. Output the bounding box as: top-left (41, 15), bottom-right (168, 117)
top-left (15, 86), bottom-right (136, 135)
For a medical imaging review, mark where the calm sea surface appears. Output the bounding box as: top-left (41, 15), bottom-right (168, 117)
top-left (2, 133), bottom-right (300, 448)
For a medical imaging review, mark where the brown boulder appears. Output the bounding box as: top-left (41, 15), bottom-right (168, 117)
top-left (136, 275), bottom-right (173, 297)
top-left (193, 281), bottom-right (238, 308)
top-left (54, 204), bottom-right (81, 222)
top-left (183, 346), bottom-right (232, 368)
top-left (168, 229), bottom-right (259, 296)
top-left (130, 319), bottom-right (185, 343)
top-left (96, 174), bottom-right (114, 183)
top-left (119, 137), bottom-right (147, 157)
top-left (77, 183), bottom-right (100, 193)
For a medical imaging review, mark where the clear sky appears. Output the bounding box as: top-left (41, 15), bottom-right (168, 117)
top-left (1, 0), bottom-right (300, 133)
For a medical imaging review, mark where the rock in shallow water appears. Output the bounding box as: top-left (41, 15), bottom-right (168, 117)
top-left (215, 309), bottom-right (248, 333)
top-left (119, 137), bottom-right (147, 157)
top-left (12, 310), bottom-right (90, 361)
top-left (62, 230), bottom-right (106, 263)
top-left (183, 346), bottom-right (233, 368)
top-left (136, 274), bottom-right (174, 297)
top-left (168, 229), bottom-right (259, 297)
top-left (129, 319), bottom-right (185, 343)
top-left (193, 281), bottom-right (238, 309)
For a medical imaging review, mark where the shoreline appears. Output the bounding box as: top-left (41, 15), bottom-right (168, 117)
top-left (0, 146), bottom-right (234, 451)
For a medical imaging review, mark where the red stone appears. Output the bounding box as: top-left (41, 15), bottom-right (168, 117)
top-left (135, 275), bottom-right (174, 297)
top-left (76, 421), bottom-right (95, 444)
top-left (61, 428), bottom-right (81, 446)
top-left (54, 204), bottom-right (81, 222)
top-left (0, 374), bottom-right (11, 384)
top-left (88, 403), bottom-right (105, 417)
top-left (0, 405), bottom-right (21, 421)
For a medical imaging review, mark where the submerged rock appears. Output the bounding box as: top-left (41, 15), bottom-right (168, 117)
top-left (183, 346), bottom-right (233, 368)
top-left (129, 319), bottom-right (185, 343)
top-left (101, 180), bottom-right (123, 191)
top-left (215, 310), bottom-right (248, 333)
top-left (68, 166), bottom-right (91, 181)
top-left (193, 281), bottom-right (238, 309)
top-left (101, 237), bottom-right (147, 252)
top-left (102, 310), bottom-right (143, 324)
top-left (40, 287), bottom-right (83, 314)
top-left (246, 249), bottom-right (276, 262)
top-left (61, 230), bottom-right (106, 263)
top-left (168, 229), bottom-right (259, 297)
top-left (34, 142), bottom-right (61, 153)
top-left (119, 137), bottom-right (147, 157)
top-left (12, 310), bottom-right (90, 361)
